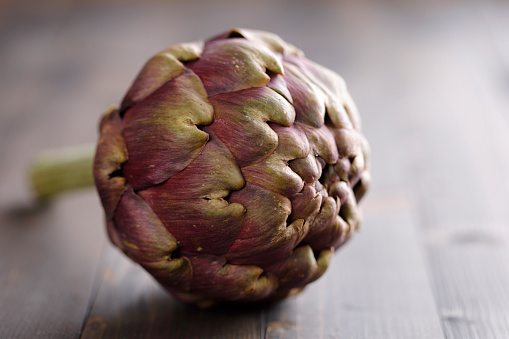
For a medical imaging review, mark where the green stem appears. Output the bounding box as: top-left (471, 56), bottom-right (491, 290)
top-left (29, 144), bottom-right (96, 201)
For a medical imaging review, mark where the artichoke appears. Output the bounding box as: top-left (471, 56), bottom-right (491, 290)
top-left (93, 28), bottom-right (370, 306)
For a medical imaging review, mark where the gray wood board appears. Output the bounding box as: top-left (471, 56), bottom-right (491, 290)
top-left (0, 2), bottom-right (105, 338)
top-left (371, 3), bottom-right (509, 338)
top-left (0, 194), bottom-right (105, 339)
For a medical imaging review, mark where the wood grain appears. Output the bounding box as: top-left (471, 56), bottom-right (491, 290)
top-left (2, 0), bottom-right (509, 338)
top-left (357, 2), bottom-right (509, 338)
top-left (81, 245), bottom-right (264, 339)
top-left (0, 2), bottom-right (106, 338)
top-left (0, 194), bottom-right (105, 339)
top-left (419, 10), bottom-right (509, 339)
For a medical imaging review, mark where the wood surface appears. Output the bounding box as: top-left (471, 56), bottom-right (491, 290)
top-left (1, 0), bottom-right (509, 338)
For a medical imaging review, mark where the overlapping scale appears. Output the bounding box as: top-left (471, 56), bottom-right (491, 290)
top-left (93, 28), bottom-right (370, 306)
top-left (122, 70), bottom-right (214, 190)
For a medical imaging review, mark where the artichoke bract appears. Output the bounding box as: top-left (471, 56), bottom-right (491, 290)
top-left (94, 28), bottom-right (370, 306)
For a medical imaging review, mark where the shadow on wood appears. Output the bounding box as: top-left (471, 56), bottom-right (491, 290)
top-left (81, 245), bottom-right (266, 339)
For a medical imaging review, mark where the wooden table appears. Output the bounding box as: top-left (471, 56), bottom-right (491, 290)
top-left (1, 0), bottom-right (509, 338)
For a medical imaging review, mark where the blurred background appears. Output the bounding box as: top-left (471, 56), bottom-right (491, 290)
top-left (1, 0), bottom-right (509, 337)
top-left (1, 0), bottom-right (509, 209)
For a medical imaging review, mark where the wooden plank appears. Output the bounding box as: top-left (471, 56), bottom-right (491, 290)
top-left (420, 12), bottom-right (509, 339)
top-left (81, 244), bottom-right (264, 339)
top-left (0, 2), bottom-right (107, 338)
top-left (0, 192), bottom-right (105, 339)
top-left (365, 2), bottom-right (509, 338)
top-left (266, 194), bottom-right (445, 339)
top-left (426, 239), bottom-right (509, 339)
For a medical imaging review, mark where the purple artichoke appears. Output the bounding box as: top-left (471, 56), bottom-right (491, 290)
top-left (93, 28), bottom-right (370, 306)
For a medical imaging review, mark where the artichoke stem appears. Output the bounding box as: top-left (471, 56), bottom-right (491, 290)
top-left (29, 144), bottom-right (95, 201)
